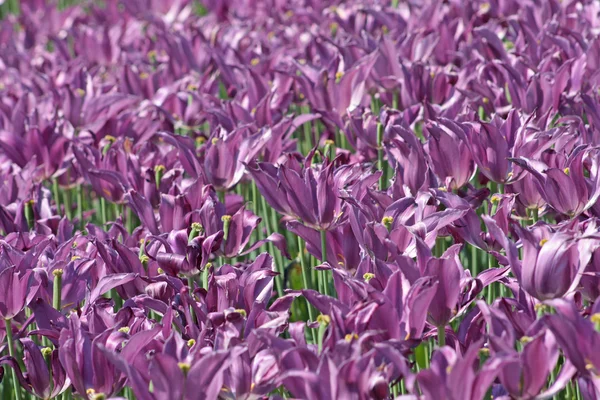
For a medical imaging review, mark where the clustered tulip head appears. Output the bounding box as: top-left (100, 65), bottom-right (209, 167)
top-left (0, 0), bottom-right (600, 399)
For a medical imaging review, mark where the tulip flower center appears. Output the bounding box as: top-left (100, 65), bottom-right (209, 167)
top-left (234, 309), bottom-right (247, 318)
top-left (178, 362), bottom-right (191, 376)
top-left (335, 71), bottom-right (344, 84)
top-left (591, 313), bottom-right (600, 332)
top-left (41, 347), bottom-right (53, 359)
top-left (381, 216), bottom-right (394, 231)
top-left (345, 333), bottom-right (359, 342)
top-left (317, 314), bottom-right (331, 326)
top-left (86, 389), bottom-right (106, 400)
top-left (187, 339), bottom-right (196, 347)
top-left (519, 336), bottom-right (533, 344)
top-left (363, 272), bottom-right (375, 282)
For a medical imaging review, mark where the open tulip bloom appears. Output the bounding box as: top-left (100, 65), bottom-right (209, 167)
top-left (2, 1), bottom-right (600, 399)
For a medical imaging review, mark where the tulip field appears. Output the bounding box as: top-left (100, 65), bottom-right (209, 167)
top-left (2, 0), bottom-right (600, 399)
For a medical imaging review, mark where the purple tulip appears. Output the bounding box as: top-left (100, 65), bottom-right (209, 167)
top-left (425, 119), bottom-right (475, 190)
top-left (248, 155), bottom-right (345, 231)
top-left (0, 267), bottom-right (32, 319)
top-left (515, 224), bottom-right (597, 301)
top-left (416, 341), bottom-right (505, 400)
top-left (510, 147), bottom-right (600, 217)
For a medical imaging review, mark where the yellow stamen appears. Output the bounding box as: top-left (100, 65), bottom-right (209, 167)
top-left (345, 333), bottom-right (359, 342)
top-left (234, 309), bottom-right (247, 318)
top-left (41, 347), bottom-right (53, 358)
top-left (317, 314), bottom-right (331, 326)
top-left (363, 272), bottom-right (375, 283)
top-left (519, 336), bottom-right (533, 344)
top-left (178, 362), bottom-right (191, 375)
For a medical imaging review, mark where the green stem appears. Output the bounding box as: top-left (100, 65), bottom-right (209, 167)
top-left (486, 255), bottom-right (495, 303)
top-left (377, 122), bottom-right (385, 190)
top-left (63, 188), bottom-right (72, 220)
top-left (201, 265), bottom-right (210, 290)
top-left (437, 325), bottom-right (446, 347)
top-left (301, 105), bottom-right (313, 155)
top-left (126, 207), bottom-right (134, 234)
top-left (5, 319), bottom-right (23, 400)
top-left (297, 235), bottom-right (317, 343)
top-left (24, 200), bottom-right (34, 230)
top-left (528, 207), bottom-right (538, 225)
top-left (52, 269), bottom-right (63, 310)
top-left (317, 320), bottom-right (328, 354)
top-left (470, 244), bottom-right (478, 276)
top-left (52, 179), bottom-right (61, 217)
top-left (76, 184), bottom-right (83, 230)
top-left (260, 195), bottom-right (284, 297)
top-left (377, 123), bottom-right (385, 190)
top-left (100, 197), bottom-right (107, 226)
top-left (320, 230), bottom-right (330, 297)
